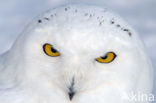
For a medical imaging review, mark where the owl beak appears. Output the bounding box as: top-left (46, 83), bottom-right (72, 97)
top-left (68, 77), bottom-right (75, 101)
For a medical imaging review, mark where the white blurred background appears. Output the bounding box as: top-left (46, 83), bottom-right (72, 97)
top-left (0, 0), bottom-right (155, 102)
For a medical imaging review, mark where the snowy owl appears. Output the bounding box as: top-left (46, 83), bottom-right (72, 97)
top-left (0, 4), bottom-right (153, 103)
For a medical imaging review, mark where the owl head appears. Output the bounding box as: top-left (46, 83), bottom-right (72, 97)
top-left (4, 4), bottom-right (153, 102)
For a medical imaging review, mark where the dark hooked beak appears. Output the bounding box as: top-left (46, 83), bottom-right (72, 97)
top-left (68, 77), bottom-right (75, 101)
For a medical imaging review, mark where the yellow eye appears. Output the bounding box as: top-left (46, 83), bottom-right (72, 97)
top-left (43, 43), bottom-right (60, 57)
top-left (96, 52), bottom-right (117, 63)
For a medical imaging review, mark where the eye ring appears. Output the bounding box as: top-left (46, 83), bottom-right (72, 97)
top-left (96, 52), bottom-right (117, 63)
top-left (43, 43), bottom-right (60, 57)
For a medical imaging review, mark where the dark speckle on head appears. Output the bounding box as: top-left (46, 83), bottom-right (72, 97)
top-left (44, 17), bottom-right (49, 21)
top-left (102, 9), bottom-right (107, 12)
top-left (75, 9), bottom-right (78, 13)
top-left (99, 20), bottom-right (104, 26)
top-left (123, 29), bottom-right (129, 32)
top-left (89, 14), bottom-right (92, 18)
top-left (128, 32), bottom-right (132, 36)
top-left (111, 20), bottom-right (115, 24)
top-left (65, 8), bottom-right (68, 11)
top-left (84, 13), bottom-right (88, 16)
top-left (51, 15), bottom-right (53, 17)
top-left (38, 19), bottom-right (42, 23)
top-left (116, 24), bottom-right (120, 27)
top-left (122, 28), bottom-right (132, 36)
top-left (99, 22), bottom-right (102, 26)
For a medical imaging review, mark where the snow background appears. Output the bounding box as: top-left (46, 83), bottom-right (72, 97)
top-left (0, 0), bottom-right (155, 102)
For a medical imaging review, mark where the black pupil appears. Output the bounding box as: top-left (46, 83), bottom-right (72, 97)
top-left (101, 55), bottom-right (108, 59)
top-left (51, 47), bottom-right (57, 53)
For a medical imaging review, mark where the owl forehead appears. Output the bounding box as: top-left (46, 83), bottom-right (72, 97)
top-left (31, 4), bottom-right (135, 53)
top-left (36, 4), bottom-right (133, 37)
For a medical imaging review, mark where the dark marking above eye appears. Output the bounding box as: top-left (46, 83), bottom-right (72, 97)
top-left (38, 19), bottom-right (42, 23)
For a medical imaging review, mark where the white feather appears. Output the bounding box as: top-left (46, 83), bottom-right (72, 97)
top-left (0, 4), bottom-right (153, 103)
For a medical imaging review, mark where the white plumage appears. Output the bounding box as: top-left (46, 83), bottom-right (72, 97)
top-left (0, 4), bottom-right (153, 103)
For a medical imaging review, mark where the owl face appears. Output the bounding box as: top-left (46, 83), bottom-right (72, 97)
top-left (10, 4), bottom-right (153, 102)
